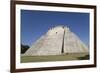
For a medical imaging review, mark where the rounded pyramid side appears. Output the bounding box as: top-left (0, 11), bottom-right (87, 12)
top-left (64, 27), bottom-right (89, 54)
top-left (23, 26), bottom-right (65, 56)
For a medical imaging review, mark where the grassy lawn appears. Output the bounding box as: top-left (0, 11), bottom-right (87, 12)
top-left (21, 53), bottom-right (89, 63)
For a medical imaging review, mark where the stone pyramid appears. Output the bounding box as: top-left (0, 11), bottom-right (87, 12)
top-left (24, 25), bottom-right (89, 56)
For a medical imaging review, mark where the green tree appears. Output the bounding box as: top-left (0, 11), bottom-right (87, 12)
top-left (21, 44), bottom-right (30, 54)
top-left (77, 54), bottom-right (89, 60)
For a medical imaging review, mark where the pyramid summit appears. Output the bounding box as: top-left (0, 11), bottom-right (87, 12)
top-left (24, 25), bottom-right (89, 56)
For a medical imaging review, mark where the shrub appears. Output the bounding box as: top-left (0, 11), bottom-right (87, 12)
top-left (77, 54), bottom-right (89, 60)
top-left (21, 44), bottom-right (30, 54)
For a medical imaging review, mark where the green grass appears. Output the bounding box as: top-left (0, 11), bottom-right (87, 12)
top-left (21, 53), bottom-right (89, 63)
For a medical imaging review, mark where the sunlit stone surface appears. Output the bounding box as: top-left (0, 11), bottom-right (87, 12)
top-left (24, 25), bottom-right (89, 56)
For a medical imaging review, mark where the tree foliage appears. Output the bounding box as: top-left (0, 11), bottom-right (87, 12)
top-left (77, 54), bottom-right (89, 60)
top-left (21, 44), bottom-right (30, 54)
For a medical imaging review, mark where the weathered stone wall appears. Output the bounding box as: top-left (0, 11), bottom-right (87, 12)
top-left (64, 27), bottom-right (88, 54)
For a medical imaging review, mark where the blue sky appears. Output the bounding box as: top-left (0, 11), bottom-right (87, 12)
top-left (21, 10), bottom-right (89, 47)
